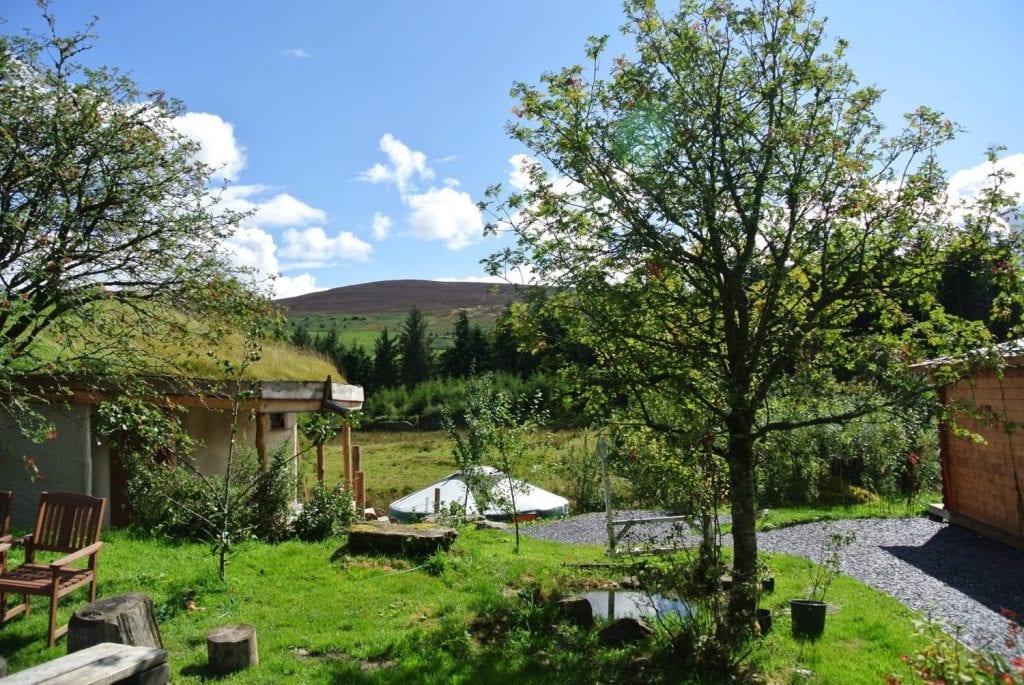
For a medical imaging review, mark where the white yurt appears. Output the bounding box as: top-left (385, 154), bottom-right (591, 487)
top-left (388, 466), bottom-right (570, 523)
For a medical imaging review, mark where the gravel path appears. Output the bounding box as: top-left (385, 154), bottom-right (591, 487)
top-left (523, 512), bottom-right (1024, 655)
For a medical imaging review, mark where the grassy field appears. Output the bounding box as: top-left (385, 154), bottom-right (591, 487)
top-left (287, 308), bottom-right (503, 353)
top-left (302, 430), bottom-right (598, 512)
top-left (0, 526), bottom-right (929, 683)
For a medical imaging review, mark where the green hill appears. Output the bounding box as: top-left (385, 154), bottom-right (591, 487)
top-left (275, 280), bottom-right (527, 350)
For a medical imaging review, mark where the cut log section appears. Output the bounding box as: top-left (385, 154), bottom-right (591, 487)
top-left (67, 592), bottom-right (164, 654)
top-left (207, 623), bottom-right (258, 675)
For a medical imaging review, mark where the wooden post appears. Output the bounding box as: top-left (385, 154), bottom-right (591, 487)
top-left (342, 423), bottom-right (352, 487)
top-left (434, 487), bottom-right (441, 516)
top-left (316, 443), bottom-right (325, 483)
top-left (352, 445), bottom-right (363, 508)
top-left (255, 413), bottom-right (269, 471)
top-left (354, 471), bottom-right (365, 510)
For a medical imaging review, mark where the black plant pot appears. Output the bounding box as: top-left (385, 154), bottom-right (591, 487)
top-left (756, 608), bottom-right (772, 635)
top-left (790, 599), bottom-right (826, 638)
top-left (761, 576), bottom-right (775, 593)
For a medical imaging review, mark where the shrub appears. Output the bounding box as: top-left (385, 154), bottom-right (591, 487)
top-left (122, 445), bottom-right (294, 543)
top-left (292, 481), bottom-right (356, 541)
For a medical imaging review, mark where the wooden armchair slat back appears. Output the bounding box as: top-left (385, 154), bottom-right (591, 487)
top-left (29, 492), bottom-right (105, 558)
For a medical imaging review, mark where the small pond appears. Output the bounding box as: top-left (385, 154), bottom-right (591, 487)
top-left (580, 590), bottom-right (695, 621)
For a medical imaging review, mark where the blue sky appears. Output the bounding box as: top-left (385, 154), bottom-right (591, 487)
top-left (4, 1), bottom-right (1022, 298)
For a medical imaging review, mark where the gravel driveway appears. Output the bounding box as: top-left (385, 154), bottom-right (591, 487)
top-left (523, 512), bottom-right (1024, 655)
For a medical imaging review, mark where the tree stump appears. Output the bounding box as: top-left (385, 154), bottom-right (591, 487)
top-left (346, 522), bottom-right (458, 557)
top-left (67, 592), bottom-right (163, 654)
top-left (207, 624), bottom-right (258, 675)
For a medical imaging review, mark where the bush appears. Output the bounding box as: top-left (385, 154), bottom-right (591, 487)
top-left (292, 481), bottom-right (356, 541)
top-left (756, 385), bottom-right (940, 507)
top-left (122, 445), bottom-right (294, 543)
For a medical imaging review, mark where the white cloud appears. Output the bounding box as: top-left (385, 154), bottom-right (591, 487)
top-left (222, 225), bottom-right (280, 277)
top-left (948, 153), bottom-right (1024, 203)
top-left (172, 112), bottom-right (245, 181)
top-left (358, 134), bottom-right (433, 193)
top-left (252, 193), bottom-right (327, 227)
top-left (219, 185), bottom-right (326, 228)
top-left (508, 153), bottom-right (536, 192)
top-left (372, 212), bottom-right (392, 240)
top-left (358, 134), bottom-right (484, 249)
top-left (283, 48), bottom-right (310, 59)
top-left (405, 186), bottom-right (484, 249)
top-left (273, 274), bottom-right (322, 299)
top-left (279, 226), bottom-right (372, 268)
top-left (943, 153), bottom-right (1024, 229)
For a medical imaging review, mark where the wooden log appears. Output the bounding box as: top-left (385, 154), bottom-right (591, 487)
top-left (67, 593), bottom-right (163, 654)
top-left (207, 623), bottom-right (258, 675)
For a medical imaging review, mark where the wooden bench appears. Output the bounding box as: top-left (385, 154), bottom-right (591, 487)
top-left (1, 642), bottom-right (168, 684)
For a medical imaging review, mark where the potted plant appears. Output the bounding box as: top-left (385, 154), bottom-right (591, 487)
top-left (790, 526), bottom-right (855, 638)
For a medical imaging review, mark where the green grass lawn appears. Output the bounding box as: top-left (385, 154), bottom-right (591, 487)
top-left (0, 526), bottom-right (928, 683)
top-left (306, 430), bottom-right (595, 512)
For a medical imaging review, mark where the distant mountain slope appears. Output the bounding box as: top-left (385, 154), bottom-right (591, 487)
top-left (274, 279), bottom-right (523, 315)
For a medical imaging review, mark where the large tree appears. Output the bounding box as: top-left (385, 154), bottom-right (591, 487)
top-left (0, 8), bottom-right (263, 420)
top-left (487, 0), bottom-right (1002, 628)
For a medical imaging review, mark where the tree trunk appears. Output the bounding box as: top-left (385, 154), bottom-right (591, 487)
top-left (67, 592), bottom-right (164, 654)
top-left (726, 420), bottom-right (759, 635)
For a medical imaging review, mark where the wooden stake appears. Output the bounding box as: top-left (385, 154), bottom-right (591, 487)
top-left (342, 423), bottom-right (352, 486)
top-left (352, 445), bottom-right (361, 473)
top-left (316, 443), bottom-right (325, 483)
top-left (354, 471), bottom-right (365, 510)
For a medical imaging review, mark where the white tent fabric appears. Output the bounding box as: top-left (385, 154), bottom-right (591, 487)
top-left (388, 466), bottom-right (570, 523)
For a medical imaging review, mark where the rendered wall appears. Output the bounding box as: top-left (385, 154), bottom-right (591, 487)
top-left (0, 403), bottom-right (103, 529)
top-left (181, 408), bottom-right (297, 475)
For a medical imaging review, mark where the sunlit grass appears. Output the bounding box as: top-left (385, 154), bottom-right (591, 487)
top-left (0, 528), bottom-right (928, 683)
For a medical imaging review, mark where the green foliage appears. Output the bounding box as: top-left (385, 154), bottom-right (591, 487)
top-left (0, 7), bottom-right (268, 418)
top-left (484, 0), bottom-right (1019, 625)
top-left (121, 445), bottom-right (293, 545)
top-left (554, 432), bottom-right (604, 513)
top-left (891, 612), bottom-right (1024, 684)
top-left (246, 451), bottom-right (298, 543)
top-left (756, 383), bottom-right (941, 506)
top-left (292, 481), bottom-right (356, 541)
top-left (399, 306), bottom-right (434, 388)
top-left (804, 526), bottom-right (856, 603)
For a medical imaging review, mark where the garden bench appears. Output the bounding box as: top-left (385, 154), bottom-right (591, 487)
top-left (0, 642), bottom-right (168, 684)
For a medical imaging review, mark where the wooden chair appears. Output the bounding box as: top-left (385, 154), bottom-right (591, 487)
top-left (0, 491), bottom-right (11, 574)
top-left (0, 492), bottom-right (106, 647)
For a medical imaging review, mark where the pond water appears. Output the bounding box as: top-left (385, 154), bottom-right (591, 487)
top-left (579, 590), bottom-right (694, 621)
